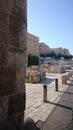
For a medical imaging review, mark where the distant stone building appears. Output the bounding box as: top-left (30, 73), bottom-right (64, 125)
top-left (53, 47), bottom-right (70, 55)
top-left (63, 48), bottom-right (70, 55)
top-left (27, 32), bottom-right (39, 57)
top-left (39, 42), bottom-right (52, 55)
top-left (39, 43), bottom-right (70, 56)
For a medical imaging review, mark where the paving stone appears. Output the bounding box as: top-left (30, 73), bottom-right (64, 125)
top-left (25, 73), bottom-right (70, 123)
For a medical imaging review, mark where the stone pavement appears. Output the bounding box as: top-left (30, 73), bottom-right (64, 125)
top-left (25, 73), bottom-right (70, 125)
top-left (41, 78), bottom-right (73, 130)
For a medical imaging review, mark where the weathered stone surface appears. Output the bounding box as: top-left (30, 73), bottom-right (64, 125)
top-left (9, 13), bottom-right (19, 47)
top-left (49, 65), bottom-right (65, 73)
top-left (8, 46), bottom-right (24, 54)
top-left (0, 44), bottom-right (7, 65)
top-left (8, 93), bottom-right (25, 116)
top-left (40, 64), bottom-right (66, 74)
top-left (41, 64), bottom-right (50, 69)
top-left (62, 75), bottom-right (67, 84)
top-left (0, 0), bottom-right (27, 130)
top-left (16, 66), bottom-right (26, 93)
top-left (0, 0), bottom-right (3, 8)
top-left (0, 97), bottom-right (9, 122)
top-left (29, 66), bottom-right (39, 70)
top-left (0, 9), bottom-right (8, 33)
top-left (64, 65), bottom-right (71, 70)
top-left (7, 51), bottom-right (26, 67)
top-left (27, 33), bottom-right (39, 57)
top-left (0, 67), bottom-right (16, 95)
top-left (69, 71), bottom-right (73, 77)
top-left (0, 113), bottom-right (24, 130)
top-left (31, 76), bottom-right (40, 83)
top-left (25, 66), bottom-right (46, 83)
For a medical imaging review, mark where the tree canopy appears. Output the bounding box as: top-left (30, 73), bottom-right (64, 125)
top-left (40, 51), bottom-right (73, 60)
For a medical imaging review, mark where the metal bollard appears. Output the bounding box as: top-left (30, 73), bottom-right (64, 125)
top-left (55, 79), bottom-right (58, 91)
top-left (43, 84), bottom-right (47, 102)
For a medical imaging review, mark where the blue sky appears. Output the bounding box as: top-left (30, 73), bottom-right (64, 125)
top-left (27, 0), bottom-right (73, 54)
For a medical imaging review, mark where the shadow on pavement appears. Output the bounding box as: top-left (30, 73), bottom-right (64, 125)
top-left (40, 78), bottom-right (54, 84)
top-left (58, 90), bottom-right (73, 95)
top-left (41, 78), bottom-right (73, 130)
top-left (67, 83), bottom-right (73, 86)
top-left (46, 101), bottom-right (72, 110)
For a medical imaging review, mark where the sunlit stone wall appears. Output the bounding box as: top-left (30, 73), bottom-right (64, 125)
top-left (27, 32), bottom-right (39, 57)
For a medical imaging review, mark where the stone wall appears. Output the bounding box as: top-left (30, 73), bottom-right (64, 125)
top-left (0, 0), bottom-right (27, 130)
top-left (40, 64), bottom-right (65, 74)
top-left (27, 32), bottom-right (39, 57)
top-left (48, 65), bottom-right (65, 73)
top-left (25, 66), bottom-right (46, 83)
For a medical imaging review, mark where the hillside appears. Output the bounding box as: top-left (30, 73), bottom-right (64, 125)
top-left (39, 42), bottom-right (70, 56)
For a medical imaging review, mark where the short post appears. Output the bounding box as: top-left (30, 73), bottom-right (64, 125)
top-left (43, 84), bottom-right (47, 102)
top-left (55, 79), bottom-right (58, 91)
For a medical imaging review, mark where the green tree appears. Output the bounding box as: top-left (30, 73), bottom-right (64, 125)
top-left (28, 54), bottom-right (39, 67)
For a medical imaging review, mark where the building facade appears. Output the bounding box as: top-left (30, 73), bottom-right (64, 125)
top-left (27, 32), bottom-right (39, 57)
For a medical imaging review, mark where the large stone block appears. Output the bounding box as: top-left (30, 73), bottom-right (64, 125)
top-left (0, 97), bottom-right (9, 122)
top-left (0, 44), bottom-right (7, 65)
top-left (32, 76), bottom-right (40, 83)
top-left (69, 71), bottom-right (73, 77)
top-left (8, 93), bottom-right (25, 117)
top-left (9, 6), bottom-right (27, 49)
top-left (0, 9), bottom-right (8, 32)
top-left (0, 113), bottom-right (24, 130)
top-left (62, 75), bottom-right (67, 85)
top-left (7, 51), bottom-right (26, 67)
top-left (0, 67), bottom-right (16, 95)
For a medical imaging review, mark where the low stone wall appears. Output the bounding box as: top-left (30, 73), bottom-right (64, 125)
top-left (68, 71), bottom-right (73, 77)
top-left (62, 71), bottom-right (73, 85)
top-left (25, 66), bottom-right (46, 83)
top-left (62, 75), bottom-right (67, 84)
top-left (40, 64), bottom-right (50, 73)
top-left (48, 65), bottom-right (65, 73)
top-left (64, 65), bottom-right (71, 70)
top-left (40, 64), bottom-right (65, 74)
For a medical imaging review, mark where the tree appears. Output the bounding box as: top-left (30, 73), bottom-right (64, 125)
top-left (28, 54), bottom-right (39, 67)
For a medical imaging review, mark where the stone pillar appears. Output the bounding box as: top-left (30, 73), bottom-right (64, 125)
top-left (62, 75), bottom-right (67, 85)
top-left (0, 0), bottom-right (27, 130)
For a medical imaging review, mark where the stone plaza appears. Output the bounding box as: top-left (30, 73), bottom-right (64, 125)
top-left (25, 71), bottom-right (73, 129)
